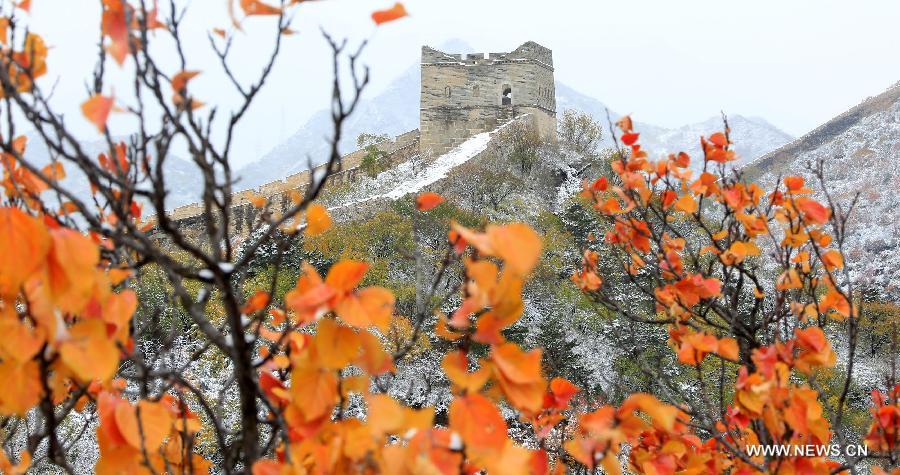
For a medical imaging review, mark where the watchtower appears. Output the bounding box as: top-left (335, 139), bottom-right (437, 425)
top-left (419, 41), bottom-right (557, 155)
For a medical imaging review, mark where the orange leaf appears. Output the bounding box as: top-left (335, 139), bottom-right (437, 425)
top-left (716, 337), bottom-right (739, 361)
top-left (305, 203), bottom-right (332, 236)
top-left (799, 199), bottom-right (830, 225)
top-left (252, 460), bottom-right (284, 475)
top-left (416, 191), bottom-right (445, 211)
top-left (0, 360), bottom-right (41, 415)
top-left (619, 393), bottom-right (683, 432)
top-left (313, 318), bottom-right (359, 370)
top-left (371, 2), bottom-right (408, 25)
top-left (0, 318), bottom-right (45, 362)
top-left (40, 161), bottom-right (66, 182)
top-left (491, 343), bottom-right (547, 414)
top-left (240, 0), bottom-right (282, 16)
top-left (171, 70), bottom-right (200, 92)
top-left (708, 132), bottom-right (728, 148)
top-left (449, 393), bottom-right (507, 453)
top-left (0, 18), bottom-right (8, 46)
top-left (356, 331), bottom-right (395, 375)
top-left (81, 95), bottom-right (114, 133)
top-left (784, 176), bottom-right (805, 192)
top-left (115, 400), bottom-right (173, 450)
top-left (335, 286), bottom-right (394, 330)
top-left (59, 319), bottom-right (119, 383)
top-left (673, 193), bottom-right (698, 214)
top-left (101, 289), bottom-right (137, 329)
top-left (242, 290), bottom-right (270, 315)
top-left (289, 362), bottom-right (338, 421)
top-left (442, 351), bottom-right (490, 394)
top-left (0, 208), bottom-right (50, 297)
top-left (795, 326), bottom-right (837, 372)
top-left (107, 269), bottom-right (134, 285)
top-left (821, 249), bottom-right (844, 271)
top-left (325, 260), bottom-right (368, 294)
top-left (547, 377), bottom-right (578, 409)
top-left (248, 193), bottom-right (266, 208)
top-left (46, 228), bottom-right (99, 313)
top-left (487, 223), bottom-right (542, 276)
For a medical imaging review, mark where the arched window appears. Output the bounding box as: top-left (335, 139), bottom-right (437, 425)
top-left (444, 86), bottom-right (451, 98)
top-left (501, 86), bottom-right (512, 106)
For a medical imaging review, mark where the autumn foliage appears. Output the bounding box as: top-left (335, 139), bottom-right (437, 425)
top-left (0, 1), bottom-right (896, 474)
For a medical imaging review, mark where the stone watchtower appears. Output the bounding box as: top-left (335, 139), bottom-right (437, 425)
top-left (419, 41), bottom-right (557, 155)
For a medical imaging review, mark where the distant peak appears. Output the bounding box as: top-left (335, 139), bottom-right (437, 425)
top-left (435, 38), bottom-right (475, 54)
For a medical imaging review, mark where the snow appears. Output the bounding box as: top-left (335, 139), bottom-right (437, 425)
top-left (383, 125), bottom-right (501, 199)
top-left (324, 117), bottom-right (521, 212)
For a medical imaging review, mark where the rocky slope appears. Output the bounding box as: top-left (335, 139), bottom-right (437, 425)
top-left (744, 82), bottom-right (900, 297)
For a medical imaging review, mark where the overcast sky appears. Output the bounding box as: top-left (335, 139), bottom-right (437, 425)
top-left (22, 0), bottom-right (900, 167)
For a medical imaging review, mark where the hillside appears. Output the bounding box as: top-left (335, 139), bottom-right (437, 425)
top-left (745, 82), bottom-right (900, 297)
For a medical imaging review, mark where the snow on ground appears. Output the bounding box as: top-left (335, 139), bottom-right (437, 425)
top-left (323, 117), bottom-right (522, 213)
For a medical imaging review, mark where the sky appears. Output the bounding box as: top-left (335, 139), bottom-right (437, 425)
top-left (20, 0), bottom-right (900, 167)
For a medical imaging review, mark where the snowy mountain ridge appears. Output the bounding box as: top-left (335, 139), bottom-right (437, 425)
top-left (745, 82), bottom-right (900, 297)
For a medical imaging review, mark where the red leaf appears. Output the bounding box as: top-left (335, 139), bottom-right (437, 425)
top-left (708, 132), bottom-right (728, 148)
top-left (372, 2), bottom-right (408, 25)
top-left (621, 132), bottom-right (639, 146)
top-left (416, 191), bottom-right (444, 211)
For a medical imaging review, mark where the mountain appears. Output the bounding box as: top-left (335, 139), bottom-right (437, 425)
top-left (236, 41), bottom-right (794, 190)
top-left (555, 82), bottom-right (793, 169)
top-left (22, 133), bottom-right (202, 211)
top-left (745, 82), bottom-right (900, 297)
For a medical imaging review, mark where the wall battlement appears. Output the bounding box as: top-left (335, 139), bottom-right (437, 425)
top-left (421, 41), bottom-right (554, 70)
top-left (160, 129), bottom-right (420, 238)
top-left (420, 41), bottom-right (557, 155)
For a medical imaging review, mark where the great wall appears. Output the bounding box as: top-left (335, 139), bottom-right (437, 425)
top-left (163, 41), bottom-right (557, 237)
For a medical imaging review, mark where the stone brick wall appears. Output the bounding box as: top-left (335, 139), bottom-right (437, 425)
top-left (159, 129), bottom-right (420, 239)
top-left (420, 41), bottom-right (557, 156)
